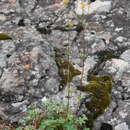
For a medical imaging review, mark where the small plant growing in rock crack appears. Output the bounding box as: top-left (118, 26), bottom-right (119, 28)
top-left (16, 100), bottom-right (89, 130)
top-left (65, 25), bottom-right (72, 113)
top-left (17, 1), bottom-right (91, 130)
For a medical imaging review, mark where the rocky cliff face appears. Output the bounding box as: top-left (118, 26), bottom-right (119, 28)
top-left (0, 0), bottom-right (130, 130)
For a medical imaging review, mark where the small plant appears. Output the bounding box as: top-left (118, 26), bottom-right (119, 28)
top-left (16, 100), bottom-right (89, 130)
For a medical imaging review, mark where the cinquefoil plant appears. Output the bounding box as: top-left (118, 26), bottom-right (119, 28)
top-left (16, 100), bottom-right (89, 130)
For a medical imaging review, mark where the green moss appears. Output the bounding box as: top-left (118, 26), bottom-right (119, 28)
top-left (77, 75), bottom-right (113, 128)
top-left (55, 58), bottom-right (81, 89)
top-left (87, 75), bottom-right (113, 92)
top-left (0, 33), bottom-right (12, 40)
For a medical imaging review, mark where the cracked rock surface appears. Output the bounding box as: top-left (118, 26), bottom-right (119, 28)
top-left (0, 0), bottom-right (130, 130)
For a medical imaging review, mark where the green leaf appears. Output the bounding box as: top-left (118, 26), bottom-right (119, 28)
top-left (15, 127), bottom-right (23, 130)
top-left (79, 55), bottom-right (88, 60)
top-left (19, 119), bottom-right (26, 124)
top-left (82, 114), bottom-right (88, 121)
top-left (40, 119), bottom-right (65, 129)
top-left (76, 114), bottom-right (88, 125)
top-left (67, 113), bottom-right (74, 121)
top-left (0, 33), bottom-right (12, 40)
top-left (25, 125), bottom-right (33, 130)
top-left (83, 128), bottom-right (90, 130)
top-left (62, 122), bottom-right (76, 130)
top-left (17, 100), bottom-right (89, 130)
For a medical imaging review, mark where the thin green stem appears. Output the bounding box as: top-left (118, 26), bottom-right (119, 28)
top-left (66, 32), bottom-right (71, 113)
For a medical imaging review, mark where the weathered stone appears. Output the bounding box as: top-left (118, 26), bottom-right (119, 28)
top-left (0, 14), bottom-right (6, 21)
top-left (102, 59), bottom-right (129, 81)
top-left (75, 0), bottom-right (112, 15)
top-left (120, 49), bottom-right (130, 64)
top-left (0, 0), bottom-right (130, 129)
top-left (115, 122), bottom-right (129, 130)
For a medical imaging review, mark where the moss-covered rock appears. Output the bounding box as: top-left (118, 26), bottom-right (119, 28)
top-left (0, 33), bottom-right (12, 40)
top-left (55, 57), bottom-right (81, 89)
top-left (78, 75), bottom-right (113, 128)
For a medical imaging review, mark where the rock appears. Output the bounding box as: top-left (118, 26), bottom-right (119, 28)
top-left (0, 14), bottom-right (6, 21)
top-left (79, 56), bottom-right (97, 85)
top-left (75, 0), bottom-right (112, 15)
top-left (90, 40), bottom-right (106, 54)
top-left (100, 123), bottom-right (113, 130)
top-left (125, 114), bottom-right (130, 129)
top-left (51, 84), bottom-right (86, 113)
top-left (120, 49), bottom-right (130, 64)
top-left (0, 0), bottom-right (17, 14)
top-left (102, 59), bottom-right (129, 81)
top-left (0, 26), bottom-right (60, 123)
top-left (0, 0), bottom-right (130, 130)
top-left (0, 70), bottom-right (24, 93)
top-left (0, 105), bottom-right (8, 121)
top-left (115, 27), bottom-right (123, 32)
top-left (19, 0), bottom-right (36, 14)
top-left (0, 40), bottom-right (15, 68)
top-left (38, 0), bottom-right (55, 7)
top-left (44, 78), bottom-right (59, 95)
top-left (115, 122), bottom-right (129, 130)
top-left (115, 36), bottom-right (126, 42)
